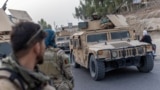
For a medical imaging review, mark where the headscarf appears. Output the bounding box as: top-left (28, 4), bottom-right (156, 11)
top-left (143, 30), bottom-right (148, 36)
top-left (44, 29), bottom-right (57, 48)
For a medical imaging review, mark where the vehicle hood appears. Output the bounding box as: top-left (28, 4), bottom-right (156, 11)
top-left (88, 40), bottom-right (148, 51)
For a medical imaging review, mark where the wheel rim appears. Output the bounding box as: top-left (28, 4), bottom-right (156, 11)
top-left (90, 59), bottom-right (96, 77)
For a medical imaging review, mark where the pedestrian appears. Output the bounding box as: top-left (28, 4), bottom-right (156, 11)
top-left (140, 30), bottom-right (152, 44)
top-left (0, 21), bottom-right (56, 90)
top-left (133, 30), bottom-right (136, 40)
top-left (39, 29), bottom-right (74, 90)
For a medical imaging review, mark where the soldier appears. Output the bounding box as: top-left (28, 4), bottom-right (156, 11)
top-left (91, 12), bottom-right (100, 20)
top-left (0, 22), bottom-right (55, 90)
top-left (133, 30), bottom-right (137, 40)
top-left (39, 29), bottom-right (74, 90)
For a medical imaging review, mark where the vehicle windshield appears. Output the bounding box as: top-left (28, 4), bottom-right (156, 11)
top-left (111, 31), bottom-right (130, 40)
top-left (57, 37), bottom-right (65, 41)
top-left (87, 33), bottom-right (107, 43)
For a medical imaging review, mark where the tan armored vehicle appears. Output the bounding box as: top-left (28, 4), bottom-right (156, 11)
top-left (56, 31), bottom-right (71, 52)
top-left (70, 15), bottom-right (154, 81)
top-left (0, 6), bottom-right (33, 57)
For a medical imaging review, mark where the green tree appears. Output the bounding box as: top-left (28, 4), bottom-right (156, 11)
top-left (74, 0), bottom-right (131, 20)
top-left (38, 18), bottom-right (52, 30)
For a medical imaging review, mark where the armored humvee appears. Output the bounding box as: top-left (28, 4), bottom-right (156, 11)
top-left (56, 31), bottom-right (71, 53)
top-left (70, 15), bottom-right (154, 81)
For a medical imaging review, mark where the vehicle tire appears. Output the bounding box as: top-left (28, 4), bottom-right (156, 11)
top-left (137, 53), bottom-right (154, 73)
top-left (89, 55), bottom-right (105, 81)
top-left (71, 53), bottom-right (80, 68)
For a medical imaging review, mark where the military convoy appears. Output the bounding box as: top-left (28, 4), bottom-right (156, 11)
top-left (0, 0), bottom-right (155, 82)
top-left (69, 15), bottom-right (154, 81)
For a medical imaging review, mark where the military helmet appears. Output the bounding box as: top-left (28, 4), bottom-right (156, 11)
top-left (91, 12), bottom-right (100, 20)
top-left (92, 12), bottom-right (98, 16)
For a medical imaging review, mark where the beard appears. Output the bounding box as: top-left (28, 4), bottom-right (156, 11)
top-left (36, 54), bottom-right (44, 65)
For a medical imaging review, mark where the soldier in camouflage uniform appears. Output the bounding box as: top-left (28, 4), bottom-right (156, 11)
top-left (39, 29), bottom-right (74, 90)
top-left (0, 22), bottom-right (55, 90)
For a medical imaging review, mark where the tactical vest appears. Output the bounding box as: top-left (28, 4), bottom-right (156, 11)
top-left (39, 48), bottom-right (65, 84)
top-left (0, 56), bottom-right (52, 90)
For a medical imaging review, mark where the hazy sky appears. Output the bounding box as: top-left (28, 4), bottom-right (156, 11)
top-left (0, 0), bottom-right (80, 28)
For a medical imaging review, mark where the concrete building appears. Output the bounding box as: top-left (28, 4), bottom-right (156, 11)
top-left (56, 23), bottom-right (78, 32)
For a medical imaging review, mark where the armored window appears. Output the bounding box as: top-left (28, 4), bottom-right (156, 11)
top-left (78, 22), bottom-right (88, 29)
top-left (111, 31), bottom-right (130, 40)
top-left (87, 33), bottom-right (107, 43)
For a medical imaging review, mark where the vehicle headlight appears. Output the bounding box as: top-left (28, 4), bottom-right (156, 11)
top-left (146, 45), bottom-right (152, 51)
top-left (97, 50), bottom-right (103, 55)
top-left (137, 47), bottom-right (144, 54)
top-left (112, 51), bottom-right (118, 58)
top-left (97, 50), bottom-right (111, 59)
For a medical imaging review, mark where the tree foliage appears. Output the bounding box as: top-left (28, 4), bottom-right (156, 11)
top-left (74, 0), bottom-right (133, 20)
top-left (38, 18), bottom-right (52, 30)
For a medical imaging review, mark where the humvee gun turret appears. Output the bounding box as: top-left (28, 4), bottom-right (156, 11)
top-left (70, 15), bottom-right (154, 81)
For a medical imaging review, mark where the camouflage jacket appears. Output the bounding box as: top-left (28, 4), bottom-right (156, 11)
top-left (39, 47), bottom-right (74, 90)
top-left (0, 55), bottom-right (55, 90)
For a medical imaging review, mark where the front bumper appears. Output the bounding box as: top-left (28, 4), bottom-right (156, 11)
top-left (97, 46), bottom-right (148, 61)
top-left (98, 56), bottom-right (141, 72)
top-left (109, 56), bottom-right (140, 71)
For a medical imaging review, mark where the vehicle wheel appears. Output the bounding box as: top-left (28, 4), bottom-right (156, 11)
top-left (89, 55), bottom-right (105, 81)
top-left (71, 53), bottom-right (80, 68)
top-left (137, 53), bottom-right (154, 73)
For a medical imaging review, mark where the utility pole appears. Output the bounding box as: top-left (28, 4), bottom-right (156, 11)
top-left (2, 0), bottom-right (9, 11)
